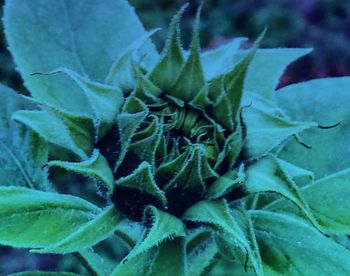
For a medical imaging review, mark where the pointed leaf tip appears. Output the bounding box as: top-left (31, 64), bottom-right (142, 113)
top-left (170, 5), bottom-right (205, 102)
top-left (149, 4), bottom-right (188, 90)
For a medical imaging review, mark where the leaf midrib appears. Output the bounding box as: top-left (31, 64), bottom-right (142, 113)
top-left (60, 0), bottom-right (87, 76)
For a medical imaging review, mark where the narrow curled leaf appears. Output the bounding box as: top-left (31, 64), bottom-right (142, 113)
top-left (114, 162), bottom-right (167, 209)
top-left (115, 97), bottom-right (148, 172)
top-left (48, 149), bottom-right (115, 193)
top-left (170, 6), bottom-right (206, 101)
top-left (149, 5), bottom-right (187, 90)
top-left (206, 164), bottom-right (245, 199)
top-left (123, 206), bottom-right (185, 261)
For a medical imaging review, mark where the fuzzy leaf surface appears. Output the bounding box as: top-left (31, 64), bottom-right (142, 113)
top-left (275, 77), bottom-right (350, 179)
top-left (33, 206), bottom-right (122, 254)
top-left (112, 238), bottom-right (186, 276)
top-left (0, 84), bottom-right (49, 189)
top-left (241, 48), bottom-right (312, 98)
top-left (201, 38), bottom-right (247, 80)
top-left (13, 109), bottom-right (93, 159)
top-left (243, 107), bottom-right (315, 158)
top-left (0, 187), bottom-right (100, 248)
top-left (267, 168), bottom-right (350, 235)
top-left (48, 149), bottom-right (115, 193)
top-left (4, 0), bottom-right (157, 113)
top-left (183, 200), bottom-right (263, 275)
top-left (252, 210), bottom-right (350, 275)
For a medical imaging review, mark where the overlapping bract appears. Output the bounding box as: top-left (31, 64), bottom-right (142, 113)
top-left (2, 1), bottom-right (350, 276)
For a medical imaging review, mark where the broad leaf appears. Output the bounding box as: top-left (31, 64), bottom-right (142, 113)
top-left (49, 68), bottom-right (123, 138)
top-left (251, 210), bottom-right (350, 275)
top-left (0, 84), bottom-right (49, 189)
top-left (267, 168), bottom-right (350, 235)
top-left (243, 106), bottom-right (316, 158)
top-left (33, 206), bottom-right (122, 254)
top-left (4, 0), bottom-right (158, 112)
top-left (241, 48), bottom-right (312, 98)
top-left (13, 109), bottom-right (94, 159)
top-left (245, 156), bottom-right (320, 230)
top-left (0, 187), bottom-right (100, 248)
top-left (275, 77), bottom-right (350, 179)
top-left (201, 38), bottom-right (247, 80)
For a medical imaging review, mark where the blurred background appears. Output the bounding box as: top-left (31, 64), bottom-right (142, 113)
top-left (1, 0), bottom-right (350, 274)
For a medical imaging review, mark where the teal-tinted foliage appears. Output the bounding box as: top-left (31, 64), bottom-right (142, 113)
top-left (1, 1), bottom-right (350, 275)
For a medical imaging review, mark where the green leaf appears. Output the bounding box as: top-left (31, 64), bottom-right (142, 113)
top-left (50, 68), bottom-right (123, 138)
top-left (75, 248), bottom-right (115, 276)
top-left (170, 7), bottom-right (206, 101)
top-left (187, 234), bottom-right (219, 276)
top-left (150, 237), bottom-right (186, 276)
top-left (183, 200), bottom-right (263, 275)
top-left (251, 210), bottom-right (350, 275)
top-left (245, 156), bottom-right (321, 231)
top-left (112, 238), bottom-right (186, 276)
top-left (223, 30), bottom-right (264, 121)
top-left (106, 29), bottom-right (160, 90)
top-left (115, 162), bottom-right (167, 209)
top-left (33, 206), bottom-right (122, 254)
top-left (13, 109), bottom-right (94, 159)
top-left (206, 164), bottom-right (245, 200)
top-left (275, 77), bottom-right (350, 179)
top-left (267, 168), bottom-right (350, 235)
top-left (149, 5), bottom-right (187, 91)
top-left (114, 206), bottom-right (185, 270)
top-left (0, 186), bottom-right (100, 248)
top-left (165, 145), bottom-right (218, 195)
top-left (201, 38), bottom-right (247, 80)
top-left (243, 106), bottom-right (316, 158)
top-left (0, 84), bottom-right (49, 189)
top-left (129, 115), bottom-right (163, 166)
top-left (115, 97), bottom-right (148, 172)
top-left (47, 149), bottom-right (115, 193)
top-left (4, 0), bottom-right (158, 112)
top-left (276, 158), bottom-right (314, 187)
top-left (242, 48), bottom-right (312, 98)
